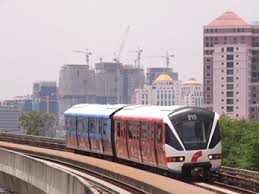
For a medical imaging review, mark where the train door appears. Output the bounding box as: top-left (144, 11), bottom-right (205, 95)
top-left (77, 117), bottom-right (90, 151)
top-left (115, 120), bottom-right (128, 159)
top-left (155, 123), bottom-right (167, 168)
top-left (101, 118), bottom-right (113, 155)
top-left (127, 121), bottom-right (142, 162)
top-left (141, 122), bottom-right (157, 165)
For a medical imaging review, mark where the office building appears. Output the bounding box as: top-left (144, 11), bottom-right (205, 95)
top-left (32, 81), bottom-right (58, 117)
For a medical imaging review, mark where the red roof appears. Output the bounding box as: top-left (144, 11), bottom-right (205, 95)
top-left (207, 11), bottom-right (249, 27)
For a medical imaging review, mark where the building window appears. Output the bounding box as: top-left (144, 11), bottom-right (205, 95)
top-left (227, 84), bottom-right (234, 90)
top-left (227, 62), bottom-right (234, 68)
top-left (227, 99), bottom-right (234, 104)
top-left (226, 106), bottom-right (234, 112)
top-left (227, 77), bottom-right (234, 82)
top-left (226, 91), bottom-right (234, 97)
top-left (221, 48), bottom-right (224, 52)
top-left (221, 70), bottom-right (224, 72)
top-left (227, 55), bottom-right (234, 60)
top-left (227, 69), bottom-right (234, 75)
top-left (221, 92), bottom-right (224, 94)
top-left (221, 99), bottom-right (224, 102)
top-left (221, 77), bottom-right (224, 80)
top-left (221, 84), bottom-right (224, 87)
top-left (221, 107), bottom-right (224, 109)
top-left (227, 47), bottom-right (234, 52)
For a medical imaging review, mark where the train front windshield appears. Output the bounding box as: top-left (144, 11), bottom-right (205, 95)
top-left (170, 108), bottom-right (214, 150)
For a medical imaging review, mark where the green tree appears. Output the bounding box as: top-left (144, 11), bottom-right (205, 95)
top-left (219, 116), bottom-right (259, 171)
top-left (19, 111), bottom-right (55, 136)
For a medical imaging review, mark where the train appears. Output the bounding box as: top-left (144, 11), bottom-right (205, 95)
top-left (64, 104), bottom-right (222, 178)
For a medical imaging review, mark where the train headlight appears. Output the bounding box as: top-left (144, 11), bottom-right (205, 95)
top-left (166, 156), bottom-right (185, 162)
top-left (208, 154), bottom-right (222, 160)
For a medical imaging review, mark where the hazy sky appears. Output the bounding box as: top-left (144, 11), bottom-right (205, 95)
top-left (0, 0), bottom-right (258, 100)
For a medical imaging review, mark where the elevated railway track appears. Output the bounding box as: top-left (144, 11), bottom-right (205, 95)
top-left (0, 132), bottom-right (258, 194)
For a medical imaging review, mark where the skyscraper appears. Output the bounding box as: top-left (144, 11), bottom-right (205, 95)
top-left (32, 81), bottom-right (58, 117)
top-left (203, 11), bottom-right (259, 119)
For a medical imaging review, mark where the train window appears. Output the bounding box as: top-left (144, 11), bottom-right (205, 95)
top-left (88, 118), bottom-right (96, 134)
top-left (120, 121), bottom-right (125, 137)
top-left (83, 118), bottom-right (88, 133)
top-left (135, 122), bottom-right (140, 139)
top-left (128, 121), bottom-right (133, 139)
top-left (103, 119), bottom-right (107, 135)
top-left (117, 122), bottom-right (121, 137)
top-left (209, 122), bottom-right (221, 149)
top-left (98, 118), bottom-right (102, 134)
top-left (142, 122), bottom-right (148, 141)
top-left (171, 113), bottom-right (213, 150)
top-left (156, 123), bottom-right (162, 143)
top-left (77, 118), bottom-right (84, 132)
top-left (165, 124), bottom-right (183, 151)
top-left (150, 124), bottom-right (154, 141)
top-left (65, 117), bottom-right (72, 130)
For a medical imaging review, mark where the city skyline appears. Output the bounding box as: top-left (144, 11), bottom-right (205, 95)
top-left (0, 0), bottom-right (259, 100)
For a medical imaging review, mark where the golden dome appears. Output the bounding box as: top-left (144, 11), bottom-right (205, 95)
top-left (183, 78), bottom-right (201, 85)
top-left (154, 74), bottom-right (173, 83)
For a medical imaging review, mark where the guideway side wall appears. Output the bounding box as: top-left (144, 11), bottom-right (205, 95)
top-left (0, 148), bottom-right (97, 194)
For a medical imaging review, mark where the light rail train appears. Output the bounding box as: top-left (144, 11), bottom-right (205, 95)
top-left (64, 104), bottom-right (222, 177)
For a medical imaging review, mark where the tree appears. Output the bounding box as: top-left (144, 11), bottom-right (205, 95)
top-left (219, 116), bottom-right (259, 171)
top-left (19, 111), bottom-right (55, 136)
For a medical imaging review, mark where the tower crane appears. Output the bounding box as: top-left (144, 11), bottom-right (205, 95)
top-left (74, 49), bottom-right (92, 67)
top-left (113, 26), bottom-right (130, 63)
top-left (129, 48), bottom-right (143, 68)
top-left (146, 51), bottom-right (174, 68)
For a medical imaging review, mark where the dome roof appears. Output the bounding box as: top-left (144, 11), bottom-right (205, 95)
top-left (207, 11), bottom-right (249, 27)
top-left (154, 74), bottom-right (173, 83)
top-left (183, 78), bottom-right (201, 85)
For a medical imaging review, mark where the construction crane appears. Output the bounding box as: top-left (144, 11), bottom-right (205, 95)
top-left (113, 26), bottom-right (130, 63)
top-left (146, 51), bottom-right (174, 68)
top-left (74, 49), bottom-right (92, 67)
top-left (129, 48), bottom-right (143, 68)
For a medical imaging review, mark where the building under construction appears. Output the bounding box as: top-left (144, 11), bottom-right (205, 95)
top-left (58, 64), bottom-right (96, 119)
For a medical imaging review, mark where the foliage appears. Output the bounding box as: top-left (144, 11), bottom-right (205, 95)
top-left (19, 111), bottom-right (55, 136)
top-left (219, 116), bottom-right (259, 171)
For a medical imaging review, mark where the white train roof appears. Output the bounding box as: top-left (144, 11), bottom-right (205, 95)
top-left (64, 104), bottom-right (126, 118)
top-left (113, 105), bottom-right (184, 122)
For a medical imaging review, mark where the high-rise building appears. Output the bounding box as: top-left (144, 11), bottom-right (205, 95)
top-left (32, 81), bottom-right (58, 117)
top-left (95, 62), bottom-right (124, 104)
top-left (3, 96), bottom-right (32, 113)
top-left (146, 67), bottom-right (178, 85)
top-left (203, 11), bottom-right (259, 119)
top-left (58, 64), bottom-right (95, 118)
top-left (123, 65), bottom-right (145, 104)
top-left (181, 78), bottom-right (203, 107)
top-left (0, 106), bottom-right (21, 132)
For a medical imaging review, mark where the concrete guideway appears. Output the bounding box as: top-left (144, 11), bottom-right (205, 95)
top-left (0, 148), bottom-right (98, 194)
top-left (0, 141), bottom-right (216, 194)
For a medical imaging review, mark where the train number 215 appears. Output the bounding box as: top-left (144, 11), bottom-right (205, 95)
top-left (187, 114), bottom-right (197, 121)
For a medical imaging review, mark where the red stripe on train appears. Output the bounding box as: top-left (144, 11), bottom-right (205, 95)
top-left (191, 151), bottom-right (202, 162)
